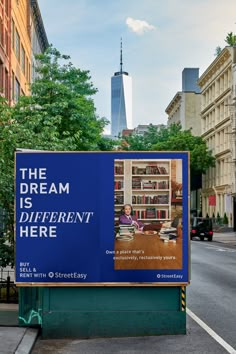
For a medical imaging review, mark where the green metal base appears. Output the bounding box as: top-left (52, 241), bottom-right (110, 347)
top-left (19, 286), bottom-right (186, 338)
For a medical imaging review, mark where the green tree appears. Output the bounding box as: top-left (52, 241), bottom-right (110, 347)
top-left (216, 212), bottom-right (221, 224)
top-left (223, 212), bottom-right (228, 225)
top-left (214, 46), bottom-right (222, 56)
top-left (121, 123), bottom-right (215, 175)
top-left (215, 32), bottom-right (236, 56)
top-left (11, 46), bottom-right (112, 151)
top-left (0, 46), bottom-right (115, 267)
top-left (0, 98), bottom-right (16, 267)
top-left (225, 32), bottom-right (236, 46)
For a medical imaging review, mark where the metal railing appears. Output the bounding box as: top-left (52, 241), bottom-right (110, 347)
top-left (0, 267), bottom-right (18, 303)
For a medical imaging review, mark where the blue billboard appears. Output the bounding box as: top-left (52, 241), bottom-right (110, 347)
top-left (15, 151), bottom-right (190, 285)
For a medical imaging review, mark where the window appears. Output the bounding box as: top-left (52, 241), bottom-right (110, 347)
top-left (0, 18), bottom-right (3, 47)
top-left (28, 62), bottom-right (31, 82)
top-left (0, 61), bottom-right (3, 93)
top-left (11, 19), bottom-right (15, 49)
top-left (15, 29), bottom-right (20, 61)
top-left (15, 77), bottom-right (20, 102)
top-left (11, 73), bottom-right (22, 102)
top-left (5, 69), bottom-right (9, 100)
top-left (5, 28), bottom-right (8, 55)
top-left (21, 45), bottom-right (25, 74)
top-left (11, 71), bottom-right (15, 101)
top-left (25, 57), bottom-right (31, 83)
top-left (26, 56), bottom-right (28, 80)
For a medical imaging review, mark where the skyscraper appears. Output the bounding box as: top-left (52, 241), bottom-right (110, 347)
top-left (111, 39), bottom-right (132, 138)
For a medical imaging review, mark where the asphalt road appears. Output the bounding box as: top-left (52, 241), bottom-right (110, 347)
top-left (187, 239), bottom-right (236, 350)
top-left (32, 239), bottom-right (236, 353)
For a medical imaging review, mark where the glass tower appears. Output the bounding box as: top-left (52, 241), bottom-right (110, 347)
top-left (111, 40), bottom-right (132, 138)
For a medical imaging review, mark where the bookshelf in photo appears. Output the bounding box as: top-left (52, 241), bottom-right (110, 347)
top-left (131, 159), bottom-right (171, 222)
top-left (114, 159), bottom-right (172, 223)
top-left (114, 160), bottom-right (124, 220)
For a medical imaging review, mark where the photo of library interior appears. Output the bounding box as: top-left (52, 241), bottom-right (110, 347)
top-left (114, 158), bottom-right (184, 270)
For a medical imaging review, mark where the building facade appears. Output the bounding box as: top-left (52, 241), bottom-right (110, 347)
top-left (165, 68), bottom-right (202, 214)
top-left (133, 124), bottom-right (165, 136)
top-left (111, 41), bottom-right (132, 138)
top-left (182, 68), bottom-right (200, 93)
top-left (166, 68), bottom-right (201, 136)
top-left (30, 0), bottom-right (48, 82)
top-left (11, 0), bottom-right (32, 101)
top-left (0, 0), bottom-right (11, 102)
top-left (198, 46), bottom-right (236, 227)
top-left (10, 0), bottom-right (48, 104)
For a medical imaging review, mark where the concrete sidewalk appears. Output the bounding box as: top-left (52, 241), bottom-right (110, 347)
top-left (213, 231), bottom-right (236, 245)
top-left (0, 231), bottom-right (236, 354)
top-left (0, 327), bottom-right (38, 354)
top-left (0, 303), bottom-right (38, 354)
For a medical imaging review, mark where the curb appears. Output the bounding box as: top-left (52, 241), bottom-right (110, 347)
top-left (15, 328), bottom-right (39, 354)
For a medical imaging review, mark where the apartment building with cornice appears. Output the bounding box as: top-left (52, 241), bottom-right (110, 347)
top-left (10, 0), bottom-right (48, 104)
top-left (166, 68), bottom-right (201, 136)
top-left (198, 46), bottom-right (236, 228)
top-left (165, 68), bottom-right (202, 214)
top-left (30, 0), bottom-right (48, 82)
top-left (11, 0), bottom-right (32, 102)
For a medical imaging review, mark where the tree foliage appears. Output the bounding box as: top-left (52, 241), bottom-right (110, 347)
top-left (10, 46), bottom-right (113, 151)
top-left (214, 46), bottom-right (222, 57)
top-left (225, 32), bottom-right (236, 46)
top-left (215, 32), bottom-right (236, 56)
top-left (120, 123), bottom-right (215, 175)
top-left (0, 46), bottom-right (115, 267)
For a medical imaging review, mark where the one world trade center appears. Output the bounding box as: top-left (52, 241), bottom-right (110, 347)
top-left (111, 39), bottom-right (132, 138)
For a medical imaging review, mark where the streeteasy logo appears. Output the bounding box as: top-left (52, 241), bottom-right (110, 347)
top-left (48, 272), bottom-right (87, 280)
top-left (156, 274), bottom-right (183, 279)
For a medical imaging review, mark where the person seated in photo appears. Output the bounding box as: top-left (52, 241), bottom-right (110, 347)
top-left (119, 204), bottom-right (178, 234)
top-left (119, 204), bottom-right (144, 232)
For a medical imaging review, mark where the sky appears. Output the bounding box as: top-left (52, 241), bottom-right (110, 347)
top-left (37, 0), bottom-right (236, 133)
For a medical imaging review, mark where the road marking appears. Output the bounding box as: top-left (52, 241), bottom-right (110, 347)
top-left (187, 308), bottom-right (236, 353)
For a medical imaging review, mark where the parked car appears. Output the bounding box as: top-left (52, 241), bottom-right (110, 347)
top-left (190, 217), bottom-right (213, 241)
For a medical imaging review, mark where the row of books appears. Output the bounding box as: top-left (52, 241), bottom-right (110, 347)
top-left (114, 166), bottom-right (124, 175)
top-left (132, 195), bottom-right (169, 205)
top-left (142, 180), bottom-right (169, 190)
top-left (132, 178), bottom-right (169, 190)
top-left (159, 227), bottom-right (177, 243)
top-left (114, 181), bottom-right (124, 190)
top-left (119, 224), bottom-right (135, 235)
top-left (115, 210), bottom-right (122, 217)
top-left (132, 177), bottom-right (142, 189)
top-left (132, 165), bottom-right (168, 175)
top-left (114, 195), bottom-right (124, 205)
top-left (133, 208), bottom-right (169, 219)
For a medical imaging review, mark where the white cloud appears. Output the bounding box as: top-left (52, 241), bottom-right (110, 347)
top-left (126, 17), bottom-right (156, 35)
